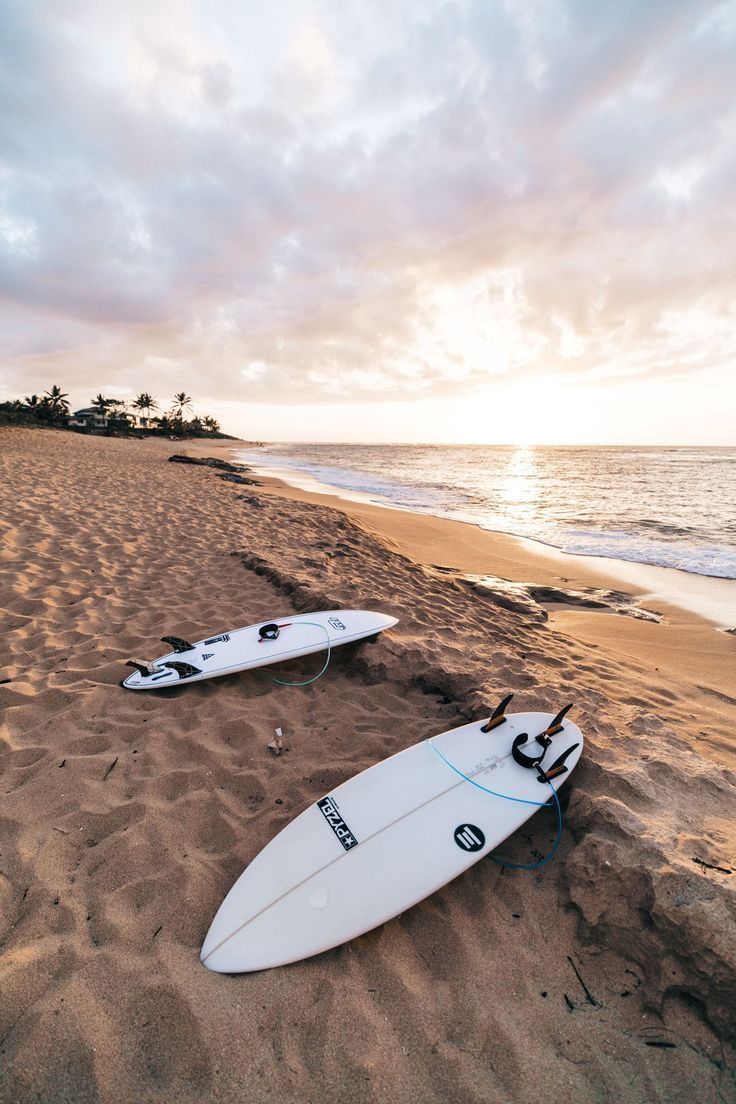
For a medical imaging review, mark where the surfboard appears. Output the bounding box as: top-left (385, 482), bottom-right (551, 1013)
top-left (120, 609), bottom-right (398, 690)
top-left (201, 703), bottom-right (583, 972)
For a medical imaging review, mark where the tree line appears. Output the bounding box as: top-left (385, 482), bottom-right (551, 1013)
top-left (0, 386), bottom-right (228, 437)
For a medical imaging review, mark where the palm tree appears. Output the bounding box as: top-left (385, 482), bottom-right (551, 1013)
top-left (171, 391), bottom-right (192, 420)
top-left (44, 385), bottom-right (70, 414)
top-left (91, 393), bottom-right (111, 414)
top-left (41, 385), bottom-right (70, 423)
top-left (132, 392), bottom-right (157, 423)
top-left (23, 395), bottom-right (44, 423)
top-left (203, 415), bottom-right (221, 434)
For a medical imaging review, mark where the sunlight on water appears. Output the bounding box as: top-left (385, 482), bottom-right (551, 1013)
top-left (501, 447), bottom-right (539, 511)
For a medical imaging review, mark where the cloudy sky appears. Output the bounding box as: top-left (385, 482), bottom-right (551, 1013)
top-left (1, 0), bottom-right (735, 443)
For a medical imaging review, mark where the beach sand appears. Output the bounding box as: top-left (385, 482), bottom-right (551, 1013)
top-left (1, 427), bottom-right (734, 1104)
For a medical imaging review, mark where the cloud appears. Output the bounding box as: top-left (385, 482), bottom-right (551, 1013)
top-left (0, 0), bottom-right (735, 413)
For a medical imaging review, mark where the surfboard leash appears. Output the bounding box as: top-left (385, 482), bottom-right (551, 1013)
top-left (428, 740), bottom-right (564, 871)
top-left (262, 621), bottom-right (333, 687)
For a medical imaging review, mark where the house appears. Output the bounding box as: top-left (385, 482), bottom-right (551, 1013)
top-left (67, 407), bottom-right (108, 429)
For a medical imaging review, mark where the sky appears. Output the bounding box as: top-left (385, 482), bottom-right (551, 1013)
top-left (1, 0), bottom-right (735, 444)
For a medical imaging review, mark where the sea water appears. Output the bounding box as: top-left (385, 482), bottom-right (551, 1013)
top-left (234, 444), bottom-right (736, 582)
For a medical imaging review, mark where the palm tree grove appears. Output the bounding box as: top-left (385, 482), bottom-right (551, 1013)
top-left (0, 387), bottom-right (230, 438)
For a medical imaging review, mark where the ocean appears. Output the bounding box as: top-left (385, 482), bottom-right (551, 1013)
top-left (233, 444), bottom-right (736, 582)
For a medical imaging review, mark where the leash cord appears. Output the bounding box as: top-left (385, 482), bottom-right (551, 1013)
top-left (428, 740), bottom-right (563, 870)
top-left (264, 621), bottom-right (332, 687)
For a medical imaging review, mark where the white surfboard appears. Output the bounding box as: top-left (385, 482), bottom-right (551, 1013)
top-left (121, 609), bottom-right (398, 690)
top-left (201, 704), bottom-right (583, 972)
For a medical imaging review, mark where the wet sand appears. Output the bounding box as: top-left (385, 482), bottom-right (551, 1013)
top-left (1, 427), bottom-right (734, 1104)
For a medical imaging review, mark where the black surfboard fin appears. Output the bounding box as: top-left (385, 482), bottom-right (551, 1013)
top-left (539, 702), bottom-right (573, 738)
top-left (126, 659), bottom-right (158, 677)
top-left (162, 660), bottom-right (201, 680)
top-left (480, 692), bottom-right (514, 732)
top-left (161, 635), bottom-right (195, 653)
top-left (537, 742), bottom-right (580, 783)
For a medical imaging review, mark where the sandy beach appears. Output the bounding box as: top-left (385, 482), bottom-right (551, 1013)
top-left (1, 427), bottom-right (734, 1104)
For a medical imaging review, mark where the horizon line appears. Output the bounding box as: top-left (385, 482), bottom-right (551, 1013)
top-left (236, 439), bottom-right (736, 449)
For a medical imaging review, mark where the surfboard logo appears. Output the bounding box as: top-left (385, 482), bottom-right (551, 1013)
top-left (327, 617), bottom-right (346, 631)
top-left (454, 824), bottom-right (485, 852)
top-left (204, 634), bottom-right (230, 645)
top-left (317, 797), bottom-right (358, 850)
top-left (202, 652), bottom-right (214, 661)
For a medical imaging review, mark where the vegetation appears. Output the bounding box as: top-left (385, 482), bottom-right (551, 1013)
top-left (0, 386), bottom-right (231, 438)
top-left (132, 393), bottom-right (157, 420)
top-left (1, 386), bottom-right (71, 426)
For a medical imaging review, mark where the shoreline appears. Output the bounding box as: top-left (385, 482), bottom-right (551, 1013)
top-left (232, 452), bottom-right (736, 630)
top-left (2, 427), bottom-right (734, 1104)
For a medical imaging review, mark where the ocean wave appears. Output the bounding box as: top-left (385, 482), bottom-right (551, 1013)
top-left (543, 528), bottom-right (736, 580)
top-left (634, 518), bottom-right (697, 537)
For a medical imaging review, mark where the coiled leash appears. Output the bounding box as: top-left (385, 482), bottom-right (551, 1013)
top-left (429, 696), bottom-right (579, 871)
top-left (258, 620), bottom-right (332, 687)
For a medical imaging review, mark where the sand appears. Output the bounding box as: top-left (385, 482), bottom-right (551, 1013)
top-left (1, 427), bottom-right (734, 1104)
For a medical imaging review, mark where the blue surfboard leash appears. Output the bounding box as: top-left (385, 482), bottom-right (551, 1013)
top-left (428, 740), bottom-right (563, 870)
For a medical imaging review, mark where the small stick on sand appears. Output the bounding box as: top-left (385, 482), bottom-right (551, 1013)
top-left (566, 955), bottom-right (600, 1006)
top-left (102, 757), bottom-right (118, 781)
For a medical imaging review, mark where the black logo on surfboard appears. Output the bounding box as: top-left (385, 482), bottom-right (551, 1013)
top-left (454, 824), bottom-right (485, 852)
top-left (317, 796), bottom-right (358, 850)
top-left (327, 617), bottom-right (346, 630)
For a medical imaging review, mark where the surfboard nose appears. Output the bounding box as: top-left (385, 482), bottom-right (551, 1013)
top-left (200, 943), bottom-right (229, 973)
top-left (200, 900), bottom-right (244, 972)
top-left (200, 917), bottom-right (236, 972)
top-left (201, 930), bottom-right (262, 974)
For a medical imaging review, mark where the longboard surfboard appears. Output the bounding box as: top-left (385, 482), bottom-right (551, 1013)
top-left (121, 609), bottom-right (398, 690)
top-left (201, 703), bottom-right (583, 972)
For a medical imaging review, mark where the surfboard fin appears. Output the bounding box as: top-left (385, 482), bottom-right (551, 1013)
top-left (162, 661), bottom-right (201, 679)
top-left (126, 659), bottom-right (161, 677)
top-left (480, 693), bottom-right (514, 732)
top-left (537, 742), bottom-right (580, 783)
top-left (161, 635), bottom-right (195, 653)
top-left (539, 703), bottom-right (573, 738)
